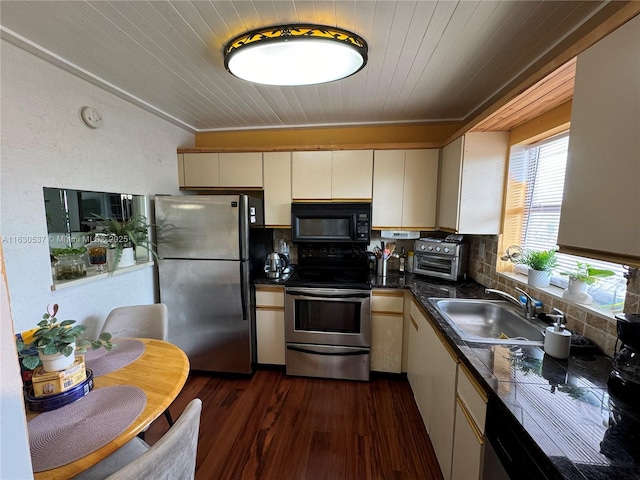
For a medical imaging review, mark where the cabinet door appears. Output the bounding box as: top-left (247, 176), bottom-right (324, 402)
top-left (458, 132), bottom-right (507, 234)
top-left (263, 152), bottom-right (292, 227)
top-left (256, 309), bottom-right (285, 365)
top-left (371, 313), bottom-right (403, 373)
top-left (428, 328), bottom-right (458, 480)
top-left (438, 137), bottom-right (463, 231)
top-left (402, 149), bottom-right (439, 229)
top-left (451, 400), bottom-right (484, 480)
top-left (219, 152), bottom-right (263, 187)
top-left (183, 153), bottom-right (219, 187)
top-left (372, 150), bottom-right (404, 229)
top-left (407, 301), bottom-right (434, 429)
top-left (291, 151), bottom-right (332, 199)
top-left (332, 150), bottom-right (373, 199)
top-left (558, 16), bottom-right (640, 263)
top-left (177, 154), bottom-right (185, 187)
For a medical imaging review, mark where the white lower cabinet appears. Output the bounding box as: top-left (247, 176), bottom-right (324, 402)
top-left (370, 290), bottom-right (404, 373)
top-left (255, 286), bottom-right (285, 365)
top-left (451, 364), bottom-right (487, 480)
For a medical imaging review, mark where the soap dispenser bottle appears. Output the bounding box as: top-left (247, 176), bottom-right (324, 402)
top-left (544, 308), bottom-right (571, 359)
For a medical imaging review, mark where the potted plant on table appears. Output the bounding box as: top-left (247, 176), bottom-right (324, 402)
top-left (518, 247), bottom-right (558, 288)
top-left (51, 246), bottom-right (88, 280)
top-left (92, 214), bottom-right (158, 273)
top-left (560, 261), bottom-right (615, 304)
top-left (16, 304), bottom-right (115, 372)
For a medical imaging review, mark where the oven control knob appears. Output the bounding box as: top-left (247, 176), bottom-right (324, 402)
top-left (435, 246), bottom-right (441, 252)
top-left (419, 244), bottom-right (426, 251)
top-left (443, 247), bottom-right (450, 254)
top-left (427, 245), bottom-right (433, 251)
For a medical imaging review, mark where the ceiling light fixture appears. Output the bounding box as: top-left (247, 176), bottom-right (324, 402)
top-left (224, 24), bottom-right (368, 86)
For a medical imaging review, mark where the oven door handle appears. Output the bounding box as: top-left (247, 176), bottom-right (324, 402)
top-left (286, 290), bottom-right (370, 299)
top-left (286, 345), bottom-right (369, 356)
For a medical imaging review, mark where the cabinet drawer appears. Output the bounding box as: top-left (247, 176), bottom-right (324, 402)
top-left (457, 364), bottom-right (487, 433)
top-left (371, 291), bottom-right (404, 313)
top-left (255, 287), bottom-right (285, 308)
top-left (410, 299), bottom-right (426, 324)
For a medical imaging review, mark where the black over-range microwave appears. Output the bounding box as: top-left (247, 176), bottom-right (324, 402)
top-left (291, 202), bottom-right (371, 244)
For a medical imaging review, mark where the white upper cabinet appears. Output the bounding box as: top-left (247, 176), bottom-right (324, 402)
top-left (219, 152), bottom-right (263, 187)
top-left (181, 153), bottom-right (219, 187)
top-left (557, 16), bottom-right (640, 266)
top-left (373, 149), bottom-right (439, 230)
top-left (263, 152), bottom-right (292, 227)
top-left (438, 132), bottom-right (508, 234)
top-left (291, 150), bottom-right (373, 200)
top-left (179, 152), bottom-right (263, 188)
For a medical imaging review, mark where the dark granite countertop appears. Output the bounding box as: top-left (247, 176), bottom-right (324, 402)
top-left (371, 272), bottom-right (640, 480)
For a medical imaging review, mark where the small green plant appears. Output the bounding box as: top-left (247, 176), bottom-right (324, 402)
top-left (560, 261), bottom-right (615, 285)
top-left (16, 304), bottom-right (115, 370)
top-left (92, 214), bottom-right (158, 272)
top-left (519, 248), bottom-right (558, 272)
top-left (50, 246), bottom-right (87, 258)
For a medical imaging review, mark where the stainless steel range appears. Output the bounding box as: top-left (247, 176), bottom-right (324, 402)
top-left (285, 244), bottom-right (372, 381)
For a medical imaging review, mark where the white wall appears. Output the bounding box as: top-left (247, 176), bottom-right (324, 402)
top-left (0, 244), bottom-right (33, 480)
top-left (1, 40), bottom-right (194, 337)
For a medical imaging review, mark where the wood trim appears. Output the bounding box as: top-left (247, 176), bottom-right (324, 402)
top-left (265, 225), bottom-right (291, 229)
top-left (456, 396), bottom-right (485, 445)
top-left (438, 227), bottom-right (458, 234)
top-left (372, 290), bottom-right (405, 297)
top-left (557, 244), bottom-right (640, 268)
top-left (372, 310), bottom-right (404, 316)
top-left (459, 363), bottom-right (488, 403)
top-left (410, 315), bottom-right (419, 332)
top-left (255, 286), bottom-right (285, 293)
top-left (256, 306), bottom-right (285, 311)
top-left (181, 142), bottom-right (445, 153)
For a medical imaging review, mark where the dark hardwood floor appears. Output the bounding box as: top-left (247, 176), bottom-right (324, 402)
top-left (145, 369), bottom-right (443, 480)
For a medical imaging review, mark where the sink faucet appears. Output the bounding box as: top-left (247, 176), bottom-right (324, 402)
top-left (484, 287), bottom-right (537, 320)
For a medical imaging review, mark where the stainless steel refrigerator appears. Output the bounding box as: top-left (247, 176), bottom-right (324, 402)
top-left (155, 194), bottom-right (265, 373)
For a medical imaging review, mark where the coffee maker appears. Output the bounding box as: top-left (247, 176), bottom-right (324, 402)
top-left (608, 313), bottom-right (640, 405)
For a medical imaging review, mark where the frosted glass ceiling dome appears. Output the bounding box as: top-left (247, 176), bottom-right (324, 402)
top-left (224, 25), bottom-right (368, 86)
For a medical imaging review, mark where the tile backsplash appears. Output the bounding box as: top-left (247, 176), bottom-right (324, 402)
top-left (468, 235), bottom-right (640, 357)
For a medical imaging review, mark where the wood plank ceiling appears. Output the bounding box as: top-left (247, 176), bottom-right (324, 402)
top-left (0, 1), bottom-right (629, 133)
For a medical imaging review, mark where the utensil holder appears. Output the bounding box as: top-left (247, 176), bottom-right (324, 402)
top-left (376, 258), bottom-right (388, 277)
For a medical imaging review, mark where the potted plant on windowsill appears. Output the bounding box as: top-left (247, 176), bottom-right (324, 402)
top-left (518, 247), bottom-right (558, 288)
top-left (92, 214), bottom-right (158, 273)
top-left (560, 261), bottom-right (615, 304)
top-left (16, 304), bottom-right (115, 372)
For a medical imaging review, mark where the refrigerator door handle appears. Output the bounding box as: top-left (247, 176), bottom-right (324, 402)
top-left (240, 261), bottom-right (248, 321)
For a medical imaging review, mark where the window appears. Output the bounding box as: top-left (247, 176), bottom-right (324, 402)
top-left (505, 132), bottom-right (627, 313)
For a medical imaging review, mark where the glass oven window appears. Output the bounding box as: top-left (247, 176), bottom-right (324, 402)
top-left (294, 299), bottom-right (361, 334)
top-left (416, 256), bottom-right (453, 274)
top-left (297, 218), bottom-right (350, 237)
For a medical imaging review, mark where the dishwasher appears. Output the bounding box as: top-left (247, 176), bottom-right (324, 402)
top-left (483, 396), bottom-right (561, 480)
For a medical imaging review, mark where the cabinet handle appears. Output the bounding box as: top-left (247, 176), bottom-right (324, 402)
top-left (456, 396), bottom-right (484, 445)
top-left (410, 315), bottom-right (419, 332)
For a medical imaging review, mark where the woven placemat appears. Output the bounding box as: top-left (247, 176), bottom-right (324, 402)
top-left (28, 385), bottom-right (147, 472)
top-left (84, 338), bottom-right (145, 377)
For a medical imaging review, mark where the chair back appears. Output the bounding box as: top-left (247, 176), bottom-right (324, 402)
top-left (102, 304), bottom-right (168, 341)
top-left (106, 398), bottom-right (202, 480)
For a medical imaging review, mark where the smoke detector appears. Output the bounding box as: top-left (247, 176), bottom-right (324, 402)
top-left (79, 106), bottom-right (103, 129)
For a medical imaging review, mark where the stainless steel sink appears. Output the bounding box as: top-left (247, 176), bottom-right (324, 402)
top-left (430, 298), bottom-right (545, 346)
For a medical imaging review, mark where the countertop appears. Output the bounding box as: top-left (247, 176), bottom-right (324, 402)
top-left (254, 271), bottom-right (640, 479)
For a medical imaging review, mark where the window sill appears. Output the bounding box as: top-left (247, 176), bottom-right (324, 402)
top-left (50, 261), bottom-right (154, 291)
top-left (497, 271), bottom-right (619, 321)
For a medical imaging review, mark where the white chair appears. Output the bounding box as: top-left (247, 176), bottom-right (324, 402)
top-left (73, 398), bottom-right (202, 480)
top-left (101, 303), bottom-right (169, 341)
top-left (102, 303), bottom-right (173, 430)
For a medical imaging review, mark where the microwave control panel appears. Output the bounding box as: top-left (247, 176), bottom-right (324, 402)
top-left (356, 212), bottom-right (371, 241)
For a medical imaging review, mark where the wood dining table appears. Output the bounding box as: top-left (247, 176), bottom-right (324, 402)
top-left (27, 338), bottom-right (190, 480)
